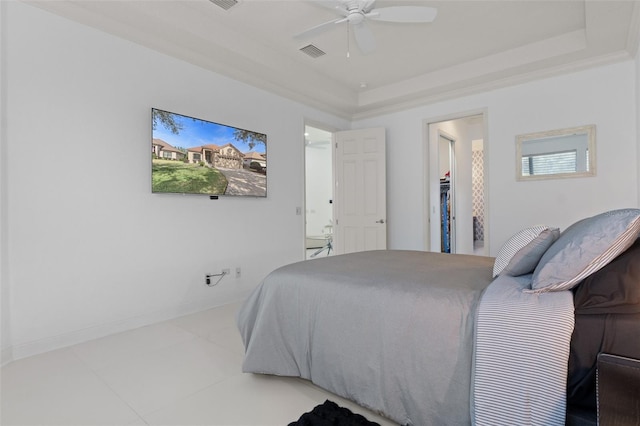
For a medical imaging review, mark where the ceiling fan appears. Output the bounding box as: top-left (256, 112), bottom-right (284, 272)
top-left (295, 0), bottom-right (438, 55)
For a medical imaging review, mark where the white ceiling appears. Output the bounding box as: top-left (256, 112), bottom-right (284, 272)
top-left (25, 0), bottom-right (640, 120)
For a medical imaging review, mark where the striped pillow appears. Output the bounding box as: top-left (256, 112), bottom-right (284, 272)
top-left (493, 226), bottom-right (559, 278)
top-left (530, 209), bottom-right (640, 293)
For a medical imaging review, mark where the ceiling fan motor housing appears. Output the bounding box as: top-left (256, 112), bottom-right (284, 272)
top-left (347, 11), bottom-right (366, 25)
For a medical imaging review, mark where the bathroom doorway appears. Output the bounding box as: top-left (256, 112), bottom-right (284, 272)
top-left (304, 125), bottom-right (334, 259)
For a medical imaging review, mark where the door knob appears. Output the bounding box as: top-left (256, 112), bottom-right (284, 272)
top-left (376, 219), bottom-right (385, 224)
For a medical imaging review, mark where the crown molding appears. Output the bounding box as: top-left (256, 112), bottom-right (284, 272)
top-left (627, 0), bottom-right (640, 58)
top-left (350, 50), bottom-right (633, 121)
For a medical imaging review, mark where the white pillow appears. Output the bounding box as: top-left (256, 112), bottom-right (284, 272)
top-left (493, 226), bottom-right (560, 278)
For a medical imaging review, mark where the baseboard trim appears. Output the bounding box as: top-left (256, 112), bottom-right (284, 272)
top-left (4, 292), bottom-right (251, 364)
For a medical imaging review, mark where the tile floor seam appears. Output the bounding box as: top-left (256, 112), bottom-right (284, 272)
top-left (202, 332), bottom-right (243, 355)
top-left (89, 334), bottom-right (200, 376)
top-left (91, 335), bottom-right (242, 417)
top-left (69, 349), bottom-right (149, 425)
top-left (70, 323), bottom-right (201, 372)
top-left (137, 371), bottom-right (247, 423)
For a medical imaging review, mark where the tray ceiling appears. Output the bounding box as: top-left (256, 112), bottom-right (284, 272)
top-left (25, 0), bottom-right (640, 119)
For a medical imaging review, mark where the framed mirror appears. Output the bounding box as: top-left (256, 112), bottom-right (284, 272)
top-left (516, 124), bottom-right (596, 181)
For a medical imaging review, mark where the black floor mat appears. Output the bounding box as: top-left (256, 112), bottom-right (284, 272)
top-left (289, 400), bottom-right (381, 426)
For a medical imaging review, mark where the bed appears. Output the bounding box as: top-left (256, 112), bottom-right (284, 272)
top-left (237, 209), bottom-right (640, 426)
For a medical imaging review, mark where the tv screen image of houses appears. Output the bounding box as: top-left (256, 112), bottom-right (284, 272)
top-left (151, 108), bottom-right (267, 197)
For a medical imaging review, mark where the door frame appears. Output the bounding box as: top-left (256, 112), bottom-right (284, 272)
top-left (423, 108), bottom-right (490, 255)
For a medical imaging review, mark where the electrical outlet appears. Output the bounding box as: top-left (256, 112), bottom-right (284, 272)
top-left (235, 267), bottom-right (241, 278)
top-left (222, 268), bottom-right (230, 276)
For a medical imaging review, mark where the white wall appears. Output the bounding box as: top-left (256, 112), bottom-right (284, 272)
top-left (354, 61), bottom-right (638, 255)
top-left (1, 1), bottom-right (349, 363)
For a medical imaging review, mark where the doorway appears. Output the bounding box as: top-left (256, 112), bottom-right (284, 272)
top-left (303, 124), bottom-right (388, 259)
top-left (304, 125), bottom-right (334, 259)
top-left (426, 112), bottom-right (488, 256)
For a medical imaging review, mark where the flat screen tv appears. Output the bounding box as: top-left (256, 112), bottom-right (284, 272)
top-left (151, 108), bottom-right (267, 197)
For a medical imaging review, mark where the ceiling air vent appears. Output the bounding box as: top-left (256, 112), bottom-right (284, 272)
top-left (300, 44), bottom-right (326, 59)
top-left (209, 0), bottom-right (238, 11)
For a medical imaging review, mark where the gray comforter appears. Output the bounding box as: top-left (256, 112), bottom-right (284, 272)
top-left (237, 250), bottom-right (495, 426)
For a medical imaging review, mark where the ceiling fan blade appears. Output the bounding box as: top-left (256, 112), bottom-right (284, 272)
top-left (353, 21), bottom-right (376, 54)
top-left (294, 17), bottom-right (341, 39)
top-left (361, 0), bottom-right (377, 13)
top-left (368, 6), bottom-right (437, 23)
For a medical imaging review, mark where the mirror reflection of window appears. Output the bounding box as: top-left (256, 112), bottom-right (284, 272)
top-left (516, 125), bottom-right (596, 181)
top-left (521, 150), bottom-right (577, 176)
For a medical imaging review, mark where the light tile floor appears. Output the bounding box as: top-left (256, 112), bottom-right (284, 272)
top-left (1, 302), bottom-right (398, 426)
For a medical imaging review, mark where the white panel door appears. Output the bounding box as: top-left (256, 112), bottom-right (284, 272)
top-left (334, 127), bottom-right (387, 255)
